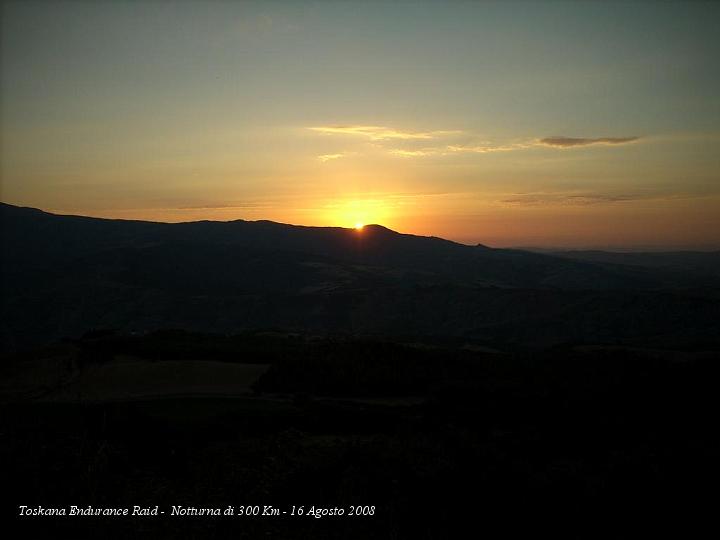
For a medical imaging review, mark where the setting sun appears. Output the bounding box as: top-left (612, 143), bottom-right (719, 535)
top-left (318, 198), bottom-right (395, 230)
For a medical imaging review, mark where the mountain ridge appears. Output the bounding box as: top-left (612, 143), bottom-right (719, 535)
top-left (2, 203), bottom-right (719, 351)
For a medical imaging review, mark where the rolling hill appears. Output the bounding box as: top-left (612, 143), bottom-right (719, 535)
top-left (2, 202), bottom-right (719, 351)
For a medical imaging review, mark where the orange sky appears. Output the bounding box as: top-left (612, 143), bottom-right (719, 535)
top-left (2, 1), bottom-right (719, 249)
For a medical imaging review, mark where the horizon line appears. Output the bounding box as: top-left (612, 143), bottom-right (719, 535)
top-left (2, 201), bottom-right (719, 253)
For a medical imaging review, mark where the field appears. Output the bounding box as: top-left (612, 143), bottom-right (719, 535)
top-left (2, 331), bottom-right (718, 538)
top-left (40, 358), bottom-right (269, 403)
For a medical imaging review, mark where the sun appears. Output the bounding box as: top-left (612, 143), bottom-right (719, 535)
top-left (321, 198), bottom-right (391, 230)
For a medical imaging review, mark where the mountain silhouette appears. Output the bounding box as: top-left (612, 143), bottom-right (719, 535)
top-left (2, 202), bottom-right (719, 350)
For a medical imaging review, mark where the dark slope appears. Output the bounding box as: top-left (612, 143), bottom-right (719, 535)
top-left (548, 249), bottom-right (720, 284)
top-left (2, 203), bottom-right (719, 350)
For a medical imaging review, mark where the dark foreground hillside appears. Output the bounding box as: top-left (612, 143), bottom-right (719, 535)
top-left (2, 331), bottom-right (718, 538)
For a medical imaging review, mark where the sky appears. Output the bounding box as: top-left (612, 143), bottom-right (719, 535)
top-left (1, 0), bottom-right (719, 249)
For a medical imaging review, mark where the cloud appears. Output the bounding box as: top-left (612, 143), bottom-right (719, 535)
top-left (446, 141), bottom-right (537, 154)
top-left (388, 141), bottom-right (535, 157)
top-left (176, 202), bottom-right (269, 210)
top-left (388, 136), bottom-right (640, 157)
top-left (309, 125), bottom-right (461, 141)
top-left (538, 136), bottom-right (640, 148)
top-left (317, 153), bottom-right (346, 162)
top-left (388, 149), bottom-right (440, 157)
top-left (309, 123), bottom-right (643, 160)
top-left (499, 192), bottom-right (643, 207)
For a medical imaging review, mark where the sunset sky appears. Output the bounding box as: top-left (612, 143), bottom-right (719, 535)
top-left (2, 0), bottom-right (719, 248)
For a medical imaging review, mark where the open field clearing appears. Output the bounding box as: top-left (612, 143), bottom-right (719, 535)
top-left (40, 359), bottom-right (269, 402)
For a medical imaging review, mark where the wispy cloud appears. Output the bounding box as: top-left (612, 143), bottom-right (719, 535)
top-left (317, 153), bottom-right (347, 162)
top-left (388, 149), bottom-right (440, 157)
top-left (388, 141), bottom-right (534, 157)
top-left (309, 122), bottom-right (643, 159)
top-left (538, 136), bottom-right (640, 148)
top-left (499, 192), bottom-right (647, 207)
top-left (309, 125), bottom-right (461, 141)
top-left (176, 202), bottom-right (270, 210)
top-left (389, 137), bottom-right (640, 158)
top-left (447, 141), bottom-right (537, 154)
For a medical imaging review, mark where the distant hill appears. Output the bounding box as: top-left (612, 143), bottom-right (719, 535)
top-left (541, 249), bottom-right (720, 281)
top-left (2, 202), bottom-right (719, 351)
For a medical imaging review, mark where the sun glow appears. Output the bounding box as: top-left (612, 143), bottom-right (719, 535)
top-left (320, 198), bottom-right (395, 229)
